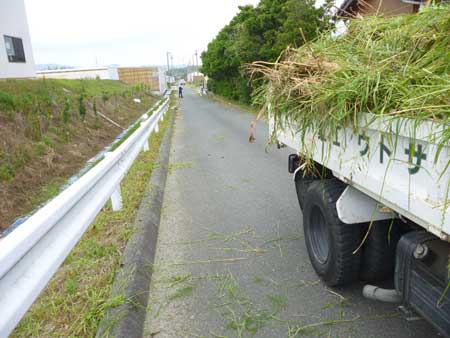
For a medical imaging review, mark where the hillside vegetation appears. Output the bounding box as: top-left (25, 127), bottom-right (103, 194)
top-left (0, 78), bottom-right (157, 230)
top-left (12, 94), bottom-right (175, 338)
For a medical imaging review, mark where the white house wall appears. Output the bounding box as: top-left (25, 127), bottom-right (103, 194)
top-left (0, 0), bottom-right (36, 79)
top-left (158, 67), bottom-right (167, 93)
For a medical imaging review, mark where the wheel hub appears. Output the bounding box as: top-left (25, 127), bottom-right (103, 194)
top-left (309, 206), bottom-right (330, 264)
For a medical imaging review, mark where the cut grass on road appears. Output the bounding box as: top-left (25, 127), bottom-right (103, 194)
top-left (12, 96), bottom-right (175, 338)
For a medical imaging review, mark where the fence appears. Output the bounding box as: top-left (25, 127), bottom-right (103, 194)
top-left (0, 94), bottom-right (171, 337)
top-left (117, 67), bottom-right (161, 90)
top-left (36, 67), bottom-right (110, 80)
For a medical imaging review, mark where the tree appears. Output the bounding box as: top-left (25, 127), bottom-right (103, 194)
top-left (201, 0), bottom-right (332, 104)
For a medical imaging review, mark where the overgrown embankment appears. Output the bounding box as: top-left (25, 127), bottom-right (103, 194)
top-left (11, 92), bottom-right (176, 338)
top-left (0, 78), bottom-right (157, 230)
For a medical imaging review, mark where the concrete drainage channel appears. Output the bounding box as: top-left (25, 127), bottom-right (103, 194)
top-left (96, 111), bottom-right (176, 338)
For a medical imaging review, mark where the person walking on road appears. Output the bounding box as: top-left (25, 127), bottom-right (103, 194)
top-left (178, 85), bottom-right (183, 98)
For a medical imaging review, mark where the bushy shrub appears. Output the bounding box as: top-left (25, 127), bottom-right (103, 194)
top-left (78, 93), bottom-right (86, 121)
top-left (27, 107), bottom-right (42, 141)
top-left (102, 91), bottom-right (110, 102)
top-left (0, 90), bottom-right (15, 118)
top-left (62, 97), bottom-right (71, 124)
top-left (93, 98), bottom-right (100, 128)
top-left (0, 164), bottom-right (14, 181)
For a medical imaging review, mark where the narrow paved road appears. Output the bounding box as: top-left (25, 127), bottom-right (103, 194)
top-left (143, 88), bottom-right (438, 338)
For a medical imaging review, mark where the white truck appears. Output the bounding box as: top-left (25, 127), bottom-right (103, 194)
top-left (272, 113), bottom-right (450, 336)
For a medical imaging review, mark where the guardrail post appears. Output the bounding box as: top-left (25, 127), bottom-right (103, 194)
top-left (155, 120), bottom-right (159, 133)
top-left (143, 139), bottom-right (149, 152)
top-left (111, 185), bottom-right (123, 211)
top-left (0, 100), bottom-right (172, 336)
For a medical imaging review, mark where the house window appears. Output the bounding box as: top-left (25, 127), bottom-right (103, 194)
top-left (4, 36), bottom-right (26, 63)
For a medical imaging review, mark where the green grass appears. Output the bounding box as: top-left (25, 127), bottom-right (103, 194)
top-left (150, 271), bottom-right (199, 319)
top-left (213, 134), bottom-right (226, 142)
top-left (31, 177), bottom-right (67, 206)
top-left (0, 89), bottom-right (15, 112)
top-left (105, 96), bottom-right (168, 153)
top-left (252, 6), bottom-right (450, 153)
top-left (108, 122), bottom-right (141, 152)
top-left (168, 285), bottom-right (195, 301)
top-left (0, 78), bottom-right (149, 101)
top-left (148, 97), bottom-right (169, 114)
top-left (208, 92), bottom-right (260, 116)
top-left (144, 218), bottom-right (364, 338)
top-left (0, 78), bottom-right (157, 184)
top-left (287, 317), bottom-right (360, 337)
top-left (211, 273), bottom-right (287, 337)
top-left (0, 164), bottom-right (14, 181)
top-left (12, 94), bottom-right (175, 338)
top-left (54, 79), bottom-right (143, 97)
top-left (168, 161), bottom-right (193, 173)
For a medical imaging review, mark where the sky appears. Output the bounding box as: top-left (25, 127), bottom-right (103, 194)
top-left (24, 0), bottom-right (260, 68)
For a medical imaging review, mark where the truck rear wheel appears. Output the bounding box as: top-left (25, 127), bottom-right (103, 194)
top-left (294, 174), bottom-right (314, 210)
top-left (303, 179), bottom-right (362, 286)
top-left (360, 220), bottom-right (400, 282)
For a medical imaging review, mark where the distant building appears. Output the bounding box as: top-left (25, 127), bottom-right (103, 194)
top-left (0, 0), bottom-right (36, 79)
top-left (116, 67), bottom-right (167, 94)
top-left (37, 67), bottom-right (110, 80)
top-left (187, 71), bottom-right (204, 83)
top-left (37, 66), bottom-right (168, 95)
top-left (338, 0), bottom-right (423, 16)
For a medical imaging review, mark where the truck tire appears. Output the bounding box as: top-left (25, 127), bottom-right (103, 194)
top-left (294, 175), bottom-right (314, 210)
top-left (360, 220), bottom-right (400, 282)
top-left (294, 163), bottom-right (333, 210)
top-left (303, 179), bottom-right (362, 286)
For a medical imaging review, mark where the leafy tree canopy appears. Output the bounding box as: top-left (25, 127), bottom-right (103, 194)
top-left (201, 0), bottom-right (332, 103)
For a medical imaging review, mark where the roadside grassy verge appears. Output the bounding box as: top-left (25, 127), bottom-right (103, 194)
top-left (11, 94), bottom-right (175, 338)
top-left (207, 92), bottom-right (260, 116)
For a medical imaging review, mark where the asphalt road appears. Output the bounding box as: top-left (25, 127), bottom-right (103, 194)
top-left (143, 88), bottom-right (439, 338)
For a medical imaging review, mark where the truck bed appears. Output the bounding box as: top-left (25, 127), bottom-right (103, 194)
top-left (272, 113), bottom-right (450, 240)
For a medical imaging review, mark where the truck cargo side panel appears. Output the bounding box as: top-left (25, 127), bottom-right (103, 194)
top-left (271, 113), bottom-right (450, 239)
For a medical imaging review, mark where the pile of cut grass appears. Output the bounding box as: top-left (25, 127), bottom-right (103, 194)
top-left (250, 5), bottom-right (450, 148)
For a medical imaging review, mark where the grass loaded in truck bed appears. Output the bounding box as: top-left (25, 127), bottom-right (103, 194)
top-left (250, 5), bottom-right (450, 153)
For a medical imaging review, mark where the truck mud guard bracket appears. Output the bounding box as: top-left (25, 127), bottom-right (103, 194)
top-left (336, 186), bottom-right (397, 224)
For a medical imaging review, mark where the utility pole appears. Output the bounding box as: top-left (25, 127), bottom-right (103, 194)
top-left (195, 50), bottom-right (199, 69)
top-left (166, 52), bottom-right (172, 85)
top-left (188, 59), bottom-right (192, 81)
top-left (166, 52), bottom-right (171, 75)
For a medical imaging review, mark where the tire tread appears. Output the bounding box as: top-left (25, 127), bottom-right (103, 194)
top-left (360, 221), bottom-right (399, 282)
top-left (304, 179), bottom-right (361, 286)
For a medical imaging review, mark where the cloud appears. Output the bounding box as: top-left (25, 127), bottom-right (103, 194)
top-left (25, 0), bottom-right (260, 67)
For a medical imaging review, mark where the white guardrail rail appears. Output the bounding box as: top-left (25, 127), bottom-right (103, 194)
top-left (0, 94), bottom-right (171, 337)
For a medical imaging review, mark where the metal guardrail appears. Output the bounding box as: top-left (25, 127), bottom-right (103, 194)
top-left (0, 95), bottom-right (170, 337)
